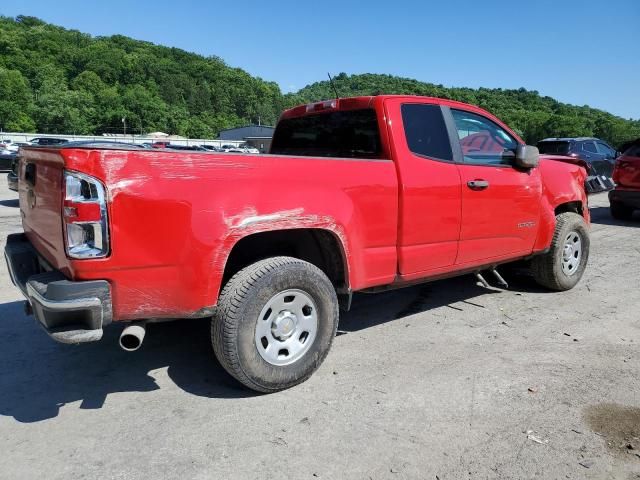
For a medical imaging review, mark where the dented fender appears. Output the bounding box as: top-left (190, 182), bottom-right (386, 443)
top-left (533, 157), bottom-right (590, 251)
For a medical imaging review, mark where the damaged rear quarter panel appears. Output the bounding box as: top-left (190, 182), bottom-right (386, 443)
top-left (62, 149), bottom-right (398, 321)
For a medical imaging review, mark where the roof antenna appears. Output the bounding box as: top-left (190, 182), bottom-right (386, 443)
top-left (327, 72), bottom-right (341, 99)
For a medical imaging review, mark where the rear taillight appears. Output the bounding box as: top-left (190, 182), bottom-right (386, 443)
top-left (63, 171), bottom-right (109, 259)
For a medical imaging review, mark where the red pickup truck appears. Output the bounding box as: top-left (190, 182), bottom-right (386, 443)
top-left (5, 96), bottom-right (590, 392)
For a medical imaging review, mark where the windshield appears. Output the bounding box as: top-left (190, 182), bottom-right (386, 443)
top-left (537, 141), bottom-right (571, 155)
top-left (270, 109), bottom-right (382, 158)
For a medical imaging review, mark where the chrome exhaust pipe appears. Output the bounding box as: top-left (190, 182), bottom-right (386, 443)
top-left (119, 322), bottom-right (146, 352)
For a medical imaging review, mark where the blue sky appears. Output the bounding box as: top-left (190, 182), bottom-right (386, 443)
top-left (3, 0), bottom-right (639, 119)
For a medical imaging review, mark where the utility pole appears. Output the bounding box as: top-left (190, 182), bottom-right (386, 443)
top-left (122, 117), bottom-right (126, 136)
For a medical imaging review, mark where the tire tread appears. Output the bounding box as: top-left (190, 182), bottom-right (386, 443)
top-left (531, 212), bottom-right (589, 291)
top-left (211, 256), bottom-right (336, 393)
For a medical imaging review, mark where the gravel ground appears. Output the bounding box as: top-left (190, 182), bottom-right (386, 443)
top-left (0, 180), bottom-right (639, 480)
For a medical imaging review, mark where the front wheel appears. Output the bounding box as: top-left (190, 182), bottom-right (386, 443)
top-left (531, 212), bottom-right (590, 291)
top-left (211, 256), bottom-right (339, 393)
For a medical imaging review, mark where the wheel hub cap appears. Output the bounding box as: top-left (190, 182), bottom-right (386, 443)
top-left (255, 289), bottom-right (318, 366)
top-left (271, 311), bottom-right (297, 340)
top-left (561, 231), bottom-right (582, 276)
top-left (563, 244), bottom-right (573, 260)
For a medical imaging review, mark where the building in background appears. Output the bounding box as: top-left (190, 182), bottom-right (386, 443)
top-left (218, 125), bottom-right (275, 153)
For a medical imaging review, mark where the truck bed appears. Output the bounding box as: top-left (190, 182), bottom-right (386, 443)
top-left (17, 146), bottom-right (399, 320)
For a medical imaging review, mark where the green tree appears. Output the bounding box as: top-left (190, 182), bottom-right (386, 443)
top-left (0, 14), bottom-right (637, 147)
top-left (0, 67), bottom-right (35, 131)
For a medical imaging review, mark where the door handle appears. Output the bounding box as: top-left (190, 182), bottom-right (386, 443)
top-left (467, 179), bottom-right (489, 190)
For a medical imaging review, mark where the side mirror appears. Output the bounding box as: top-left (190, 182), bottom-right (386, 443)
top-left (514, 144), bottom-right (539, 169)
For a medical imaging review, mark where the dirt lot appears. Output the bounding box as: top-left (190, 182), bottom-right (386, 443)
top-left (0, 180), bottom-right (639, 480)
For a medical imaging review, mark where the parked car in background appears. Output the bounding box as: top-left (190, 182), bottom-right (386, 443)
top-left (7, 156), bottom-right (18, 191)
top-left (201, 145), bottom-right (222, 152)
top-left (28, 137), bottom-right (69, 146)
top-left (609, 140), bottom-right (640, 220)
top-left (537, 137), bottom-right (617, 192)
top-left (167, 145), bottom-right (208, 152)
top-left (1, 140), bottom-right (21, 153)
top-left (220, 144), bottom-right (238, 152)
top-left (238, 143), bottom-right (260, 154)
top-left (151, 141), bottom-right (171, 148)
top-left (0, 147), bottom-right (17, 171)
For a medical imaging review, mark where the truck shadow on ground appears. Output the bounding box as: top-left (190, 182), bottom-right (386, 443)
top-left (0, 300), bottom-right (251, 423)
top-left (0, 273), bottom-right (540, 423)
top-left (589, 206), bottom-right (640, 227)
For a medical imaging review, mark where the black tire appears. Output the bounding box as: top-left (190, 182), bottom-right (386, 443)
top-left (610, 201), bottom-right (634, 220)
top-left (531, 212), bottom-right (590, 291)
top-left (211, 256), bottom-right (339, 393)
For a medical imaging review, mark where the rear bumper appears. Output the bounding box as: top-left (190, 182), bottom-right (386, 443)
top-left (609, 189), bottom-right (640, 209)
top-left (4, 233), bottom-right (112, 343)
top-left (7, 171), bottom-right (18, 191)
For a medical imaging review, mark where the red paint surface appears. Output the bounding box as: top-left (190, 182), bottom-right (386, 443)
top-left (613, 151), bottom-right (640, 189)
top-left (18, 96), bottom-right (589, 321)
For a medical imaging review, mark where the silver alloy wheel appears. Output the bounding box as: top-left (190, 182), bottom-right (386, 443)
top-left (255, 289), bottom-right (318, 366)
top-left (561, 231), bottom-right (582, 276)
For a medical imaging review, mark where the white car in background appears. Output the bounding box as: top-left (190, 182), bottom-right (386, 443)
top-left (239, 143), bottom-right (260, 154)
top-left (1, 140), bottom-right (20, 153)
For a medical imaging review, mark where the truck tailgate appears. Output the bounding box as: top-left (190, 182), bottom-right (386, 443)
top-left (18, 148), bottom-right (67, 271)
top-left (614, 155), bottom-right (640, 188)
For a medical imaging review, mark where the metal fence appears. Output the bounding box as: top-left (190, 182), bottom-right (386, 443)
top-left (0, 132), bottom-right (243, 148)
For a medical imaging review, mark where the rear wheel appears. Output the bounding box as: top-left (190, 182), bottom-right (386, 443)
top-left (610, 201), bottom-right (634, 220)
top-left (211, 256), bottom-right (339, 393)
top-left (531, 212), bottom-right (590, 291)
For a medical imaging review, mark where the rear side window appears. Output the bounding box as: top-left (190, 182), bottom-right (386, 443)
top-left (537, 141), bottom-right (571, 155)
top-left (401, 104), bottom-right (452, 161)
top-left (270, 109), bottom-right (381, 158)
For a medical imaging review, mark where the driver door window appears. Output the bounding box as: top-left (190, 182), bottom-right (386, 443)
top-left (451, 109), bottom-right (518, 166)
top-left (596, 142), bottom-right (614, 158)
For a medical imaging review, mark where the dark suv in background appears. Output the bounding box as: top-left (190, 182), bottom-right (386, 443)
top-left (537, 137), bottom-right (617, 192)
top-left (7, 156), bottom-right (18, 191)
top-left (28, 137), bottom-right (69, 146)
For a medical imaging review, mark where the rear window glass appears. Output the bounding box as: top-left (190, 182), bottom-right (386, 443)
top-left (270, 109), bottom-right (381, 158)
top-left (401, 104), bottom-right (453, 161)
top-left (537, 141), bottom-right (571, 155)
top-left (624, 144), bottom-right (640, 157)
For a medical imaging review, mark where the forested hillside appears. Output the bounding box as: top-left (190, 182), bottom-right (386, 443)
top-left (1, 15), bottom-right (638, 146)
top-left (286, 74), bottom-right (640, 146)
top-left (0, 15), bottom-right (285, 136)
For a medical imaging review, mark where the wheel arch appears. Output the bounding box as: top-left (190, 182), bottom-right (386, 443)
top-left (554, 200), bottom-right (584, 217)
top-left (220, 227), bottom-right (351, 295)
